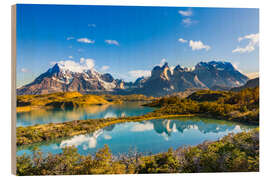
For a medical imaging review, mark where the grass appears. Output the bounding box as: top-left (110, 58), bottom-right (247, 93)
top-left (17, 92), bottom-right (156, 112)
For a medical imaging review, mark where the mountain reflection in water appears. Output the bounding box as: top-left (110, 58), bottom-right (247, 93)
top-left (17, 118), bottom-right (256, 156)
top-left (17, 102), bottom-right (155, 127)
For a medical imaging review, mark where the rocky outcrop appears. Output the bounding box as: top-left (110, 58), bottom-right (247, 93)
top-left (133, 61), bottom-right (249, 96)
top-left (194, 61), bottom-right (249, 88)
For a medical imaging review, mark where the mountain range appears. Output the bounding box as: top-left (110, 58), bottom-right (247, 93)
top-left (17, 61), bottom-right (249, 96)
top-left (230, 77), bottom-right (259, 92)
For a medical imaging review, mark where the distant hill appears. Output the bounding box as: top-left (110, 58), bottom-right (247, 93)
top-left (210, 85), bottom-right (231, 91)
top-left (231, 78), bottom-right (259, 92)
top-left (168, 88), bottom-right (208, 99)
top-left (17, 92), bottom-right (110, 111)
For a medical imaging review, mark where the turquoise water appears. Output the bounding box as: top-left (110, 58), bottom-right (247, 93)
top-left (16, 102), bottom-right (155, 127)
top-left (17, 117), bottom-right (256, 156)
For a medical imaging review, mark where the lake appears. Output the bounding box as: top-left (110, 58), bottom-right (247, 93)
top-left (16, 102), bottom-right (155, 127)
top-left (17, 117), bottom-right (256, 156)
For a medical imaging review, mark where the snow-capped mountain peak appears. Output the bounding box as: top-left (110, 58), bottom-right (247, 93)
top-left (17, 60), bottom-right (249, 96)
top-left (17, 62), bottom-right (122, 95)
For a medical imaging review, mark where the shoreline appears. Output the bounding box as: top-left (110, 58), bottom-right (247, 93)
top-left (16, 114), bottom-right (194, 146)
top-left (16, 112), bottom-right (258, 147)
top-left (16, 92), bottom-right (156, 113)
top-left (16, 100), bottom-right (154, 113)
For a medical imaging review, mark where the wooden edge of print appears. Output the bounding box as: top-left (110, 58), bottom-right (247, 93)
top-left (11, 4), bottom-right (16, 175)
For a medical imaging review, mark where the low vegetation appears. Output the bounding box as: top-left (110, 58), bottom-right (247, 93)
top-left (17, 92), bottom-right (108, 111)
top-left (17, 92), bottom-right (156, 112)
top-left (145, 87), bottom-right (259, 124)
top-left (16, 87), bottom-right (259, 175)
top-left (16, 128), bottom-right (259, 175)
top-left (101, 94), bottom-right (156, 103)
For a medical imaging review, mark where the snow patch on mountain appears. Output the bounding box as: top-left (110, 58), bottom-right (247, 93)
top-left (57, 59), bottom-right (95, 73)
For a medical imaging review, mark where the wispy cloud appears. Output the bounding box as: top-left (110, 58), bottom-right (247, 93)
top-left (131, 122), bottom-right (154, 132)
top-left (103, 134), bottom-right (112, 140)
top-left (159, 58), bottom-right (167, 66)
top-left (178, 38), bottom-right (187, 43)
top-left (232, 33), bottom-right (259, 53)
top-left (105, 40), bottom-right (119, 46)
top-left (178, 8), bottom-right (197, 27)
top-left (77, 38), bottom-right (95, 44)
top-left (101, 65), bottom-right (110, 71)
top-left (129, 70), bottom-right (151, 78)
top-left (246, 72), bottom-right (259, 79)
top-left (67, 37), bottom-right (75, 40)
top-left (189, 40), bottom-right (211, 51)
top-left (182, 18), bottom-right (197, 27)
top-left (178, 9), bottom-right (192, 16)
top-left (68, 56), bottom-right (73, 59)
top-left (21, 68), bottom-right (28, 73)
top-left (178, 8), bottom-right (198, 27)
top-left (88, 24), bottom-right (96, 28)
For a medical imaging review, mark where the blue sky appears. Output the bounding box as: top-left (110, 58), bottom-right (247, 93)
top-left (16, 4), bottom-right (259, 87)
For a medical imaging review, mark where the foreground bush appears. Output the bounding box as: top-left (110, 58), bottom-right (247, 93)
top-left (16, 128), bottom-right (259, 175)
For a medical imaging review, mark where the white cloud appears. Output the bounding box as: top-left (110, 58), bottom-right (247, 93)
top-left (21, 68), bottom-right (28, 73)
top-left (178, 8), bottom-right (197, 27)
top-left (54, 58), bottom-right (95, 73)
top-left (88, 24), bottom-right (96, 28)
top-left (105, 40), bottom-right (119, 46)
top-left (80, 58), bottom-right (85, 63)
top-left (161, 132), bottom-right (169, 141)
top-left (182, 18), bottom-right (197, 27)
top-left (246, 72), bottom-right (259, 79)
top-left (159, 58), bottom-right (167, 66)
top-left (189, 40), bottom-right (211, 51)
top-left (103, 134), bottom-right (112, 140)
top-left (232, 33), bottom-right (259, 53)
top-left (178, 9), bottom-right (193, 16)
top-left (67, 37), bottom-right (75, 40)
top-left (104, 112), bottom-right (117, 118)
top-left (60, 134), bottom-right (97, 149)
top-left (131, 122), bottom-right (154, 132)
top-left (178, 38), bottom-right (187, 43)
top-left (77, 38), bottom-right (95, 44)
top-left (111, 72), bottom-right (131, 81)
top-left (60, 130), bottom-right (103, 149)
top-left (50, 61), bottom-right (56, 66)
top-left (101, 65), bottom-right (110, 71)
top-left (231, 61), bottom-right (240, 70)
top-left (129, 70), bottom-right (151, 78)
top-left (231, 62), bottom-right (244, 73)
